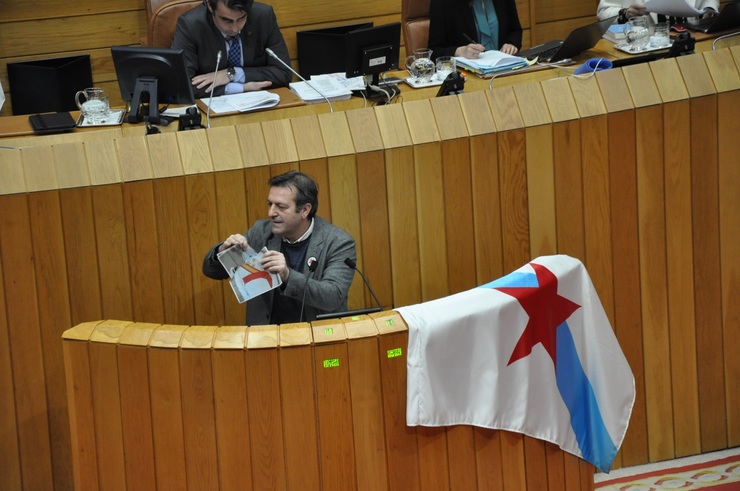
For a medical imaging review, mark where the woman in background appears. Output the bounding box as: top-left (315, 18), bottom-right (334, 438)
top-left (428, 0), bottom-right (522, 58)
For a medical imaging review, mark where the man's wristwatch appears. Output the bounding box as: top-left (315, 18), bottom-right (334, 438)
top-left (618, 7), bottom-right (629, 23)
top-left (226, 66), bottom-right (236, 82)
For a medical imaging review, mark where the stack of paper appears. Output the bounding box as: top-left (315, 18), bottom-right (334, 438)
top-left (200, 91), bottom-right (280, 114)
top-left (603, 23), bottom-right (628, 43)
top-left (289, 74), bottom-right (352, 104)
top-left (454, 50), bottom-right (529, 76)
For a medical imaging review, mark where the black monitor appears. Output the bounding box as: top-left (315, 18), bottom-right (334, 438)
top-left (111, 46), bottom-right (195, 124)
top-left (297, 22), bottom-right (401, 98)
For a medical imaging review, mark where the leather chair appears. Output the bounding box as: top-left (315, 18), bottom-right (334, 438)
top-left (148, 0), bottom-right (201, 48)
top-left (402, 0), bottom-right (432, 54)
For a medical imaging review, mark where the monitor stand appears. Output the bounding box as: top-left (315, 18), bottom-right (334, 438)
top-left (353, 73), bottom-right (399, 101)
top-left (127, 76), bottom-right (173, 125)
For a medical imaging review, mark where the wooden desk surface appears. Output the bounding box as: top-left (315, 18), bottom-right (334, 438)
top-left (0, 34), bottom-right (728, 141)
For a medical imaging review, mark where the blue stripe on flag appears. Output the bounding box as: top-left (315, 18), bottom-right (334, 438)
top-left (556, 322), bottom-right (617, 473)
top-left (479, 272), bottom-right (538, 289)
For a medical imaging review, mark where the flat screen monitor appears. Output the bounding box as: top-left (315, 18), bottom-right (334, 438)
top-left (297, 22), bottom-right (401, 98)
top-left (111, 45), bottom-right (194, 124)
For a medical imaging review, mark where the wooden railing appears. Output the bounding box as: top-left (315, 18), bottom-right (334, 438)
top-left (62, 315), bottom-right (595, 490)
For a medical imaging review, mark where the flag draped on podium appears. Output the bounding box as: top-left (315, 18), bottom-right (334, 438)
top-left (397, 255), bottom-right (635, 473)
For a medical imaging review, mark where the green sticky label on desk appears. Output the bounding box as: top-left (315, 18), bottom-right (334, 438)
top-left (323, 358), bottom-right (340, 368)
top-left (387, 348), bottom-right (402, 358)
top-left (385, 319), bottom-right (395, 326)
top-left (324, 327), bottom-right (334, 335)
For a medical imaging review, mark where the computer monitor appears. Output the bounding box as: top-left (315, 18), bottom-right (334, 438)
top-left (111, 45), bottom-right (195, 124)
top-left (297, 22), bottom-right (401, 98)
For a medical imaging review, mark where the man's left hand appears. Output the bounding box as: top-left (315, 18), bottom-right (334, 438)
top-left (191, 69), bottom-right (229, 92)
top-left (261, 250), bottom-right (290, 282)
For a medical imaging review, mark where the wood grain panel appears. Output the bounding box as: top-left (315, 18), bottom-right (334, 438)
top-left (245, 166), bottom-right (272, 231)
top-left (622, 64), bottom-right (662, 108)
top-left (498, 130), bottom-right (530, 271)
top-left (0, 149), bottom-right (25, 195)
top-left (430, 96), bottom-right (469, 140)
top-left (514, 82), bottom-right (552, 127)
top-left (441, 138), bottom-right (477, 293)
top-left (650, 58), bottom-right (689, 103)
top-left (474, 428), bottom-right (504, 489)
top-left (179, 129), bottom-right (214, 174)
top-left (635, 105), bottom-right (674, 462)
top-left (470, 134), bottom-right (505, 283)
top-left (676, 54), bottom-right (717, 98)
top-left (500, 432), bottom-right (527, 490)
top-left (319, 112), bottom-right (356, 156)
top-left (418, 426), bottom-right (451, 490)
top-left (236, 123), bottom-right (271, 168)
top-left (376, 104), bottom-right (413, 149)
top-left (153, 178), bottom-right (196, 325)
top-left (53, 141), bottom-right (91, 189)
top-left (356, 151), bottom-right (394, 309)
top-left (263, 119), bottom-right (299, 164)
top-left (489, 86), bottom-right (525, 130)
top-left (595, 69), bottom-right (635, 113)
top-left (292, 115), bottom-right (328, 160)
top-left (117, 345), bottom-right (157, 491)
top-left (545, 442), bottom-right (566, 491)
top-left (385, 147), bottom-right (422, 307)
top-left (0, 256), bottom-right (21, 490)
top-left (606, 109), bottom-right (648, 467)
top-left (404, 99), bottom-right (441, 144)
top-left (122, 181), bottom-right (166, 323)
top-left (525, 124), bottom-right (557, 256)
top-left (459, 91), bottom-right (496, 136)
top-left (21, 145), bottom-right (57, 192)
top-left (86, 138), bottom-right (123, 185)
top-left (1, 0), bottom-right (139, 22)
top-left (245, 348), bottom-right (286, 490)
top-left (445, 426), bottom-right (478, 491)
top-left (568, 75), bottom-right (606, 118)
top-left (279, 345), bottom-right (321, 491)
top-left (662, 101), bottom-right (701, 457)
top-left (148, 132), bottom-right (184, 178)
top-left (212, 349), bottom-right (253, 491)
top-left (717, 91), bottom-right (740, 448)
top-left (689, 96), bottom-right (726, 452)
top-left (703, 49), bottom-right (740, 92)
top-left (524, 438), bottom-right (548, 490)
top-left (314, 343), bottom-right (358, 490)
top-left (208, 126), bottom-right (245, 171)
top-left (180, 349), bottom-right (220, 489)
top-left (347, 336), bottom-right (389, 491)
top-left (89, 342), bottom-right (126, 491)
top-left (414, 143), bottom-right (449, 301)
top-left (148, 347), bottom-right (187, 488)
top-left (117, 135), bottom-right (154, 182)
top-left (27, 190), bottom-right (75, 487)
top-left (378, 332), bottom-right (420, 491)
top-left (541, 77), bottom-right (579, 122)
top-left (552, 120), bottom-right (584, 259)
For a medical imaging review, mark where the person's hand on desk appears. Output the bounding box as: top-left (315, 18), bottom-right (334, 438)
top-left (191, 70), bottom-right (274, 94)
top-left (499, 43), bottom-right (519, 55)
top-left (456, 42), bottom-right (485, 58)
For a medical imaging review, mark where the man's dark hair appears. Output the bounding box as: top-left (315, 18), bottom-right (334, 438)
top-left (206, 0), bottom-right (253, 13)
top-left (268, 171), bottom-right (319, 219)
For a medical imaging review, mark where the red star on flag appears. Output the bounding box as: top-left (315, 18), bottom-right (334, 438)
top-left (495, 262), bottom-right (580, 366)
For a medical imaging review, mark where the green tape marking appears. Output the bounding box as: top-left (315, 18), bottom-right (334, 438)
top-left (323, 358), bottom-right (340, 368)
top-left (351, 315), bottom-right (361, 321)
top-left (385, 319), bottom-right (395, 326)
top-left (387, 348), bottom-right (402, 358)
top-left (324, 327), bottom-right (334, 335)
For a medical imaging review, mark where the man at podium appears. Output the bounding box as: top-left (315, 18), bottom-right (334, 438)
top-left (202, 171), bottom-right (357, 325)
top-left (172, 0), bottom-right (292, 99)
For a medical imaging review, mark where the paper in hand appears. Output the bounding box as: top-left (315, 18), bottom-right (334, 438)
top-left (217, 245), bottom-right (282, 303)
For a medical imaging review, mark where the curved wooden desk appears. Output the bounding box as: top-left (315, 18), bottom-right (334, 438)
top-left (63, 313), bottom-right (594, 490)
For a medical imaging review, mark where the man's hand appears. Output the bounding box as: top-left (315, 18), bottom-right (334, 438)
top-left (261, 250), bottom-right (290, 282)
top-left (191, 69), bottom-right (229, 93)
top-left (218, 234), bottom-right (248, 252)
top-left (626, 3), bottom-right (649, 18)
top-left (244, 81), bottom-right (273, 91)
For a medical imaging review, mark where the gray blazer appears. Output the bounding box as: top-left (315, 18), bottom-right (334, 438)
top-left (203, 216), bottom-right (356, 325)
top-left (172, 2), bottom-right (292, 98)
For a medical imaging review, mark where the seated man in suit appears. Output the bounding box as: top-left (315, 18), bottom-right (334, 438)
top-left (202, 171), bottom-right (357, 326)
top-left (172, 0), bottom-right (292, 99)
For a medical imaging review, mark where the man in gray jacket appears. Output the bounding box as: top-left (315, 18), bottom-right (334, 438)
top-left (172, 0), bottom-right (292, 99)
top-left (203, 171), bottom-right (356, 325)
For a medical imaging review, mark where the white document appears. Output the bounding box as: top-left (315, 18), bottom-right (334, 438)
top-left (289, 74), bottom-right (352, 103)
top-left (216, 245), bottom-right (282, 303)
top-left (455, 50), bottom-right (525, 69)
top-left (200, 91), bottom-right (280, 114)
top-left (644, 0), bottom-right (706, 17)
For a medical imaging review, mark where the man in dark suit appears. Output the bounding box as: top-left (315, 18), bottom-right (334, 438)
top-left (172, 0), bottom-right (292, 99)
top-left (202, 171), bottom-right (357, 326)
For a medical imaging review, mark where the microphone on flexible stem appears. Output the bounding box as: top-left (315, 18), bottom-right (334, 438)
top-left (299, 257), bottom-right (319, 323)
top-left (344, 258), bottom-right (383, 311)
top-left (206, 50), bottom-right (222, 129)
top-left (264, 47), bottom-right (334, 113)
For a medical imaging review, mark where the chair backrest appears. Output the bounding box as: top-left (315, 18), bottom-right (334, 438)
top-left (148, 0), bottom-right (201, 48)
top-left (402, 0), bottom-right (432, 54)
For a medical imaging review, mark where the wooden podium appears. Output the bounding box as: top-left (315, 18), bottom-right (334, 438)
top-left (63, 313), bottom-right (595, 490)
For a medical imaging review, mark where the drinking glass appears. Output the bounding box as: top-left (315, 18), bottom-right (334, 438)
top-left (650, 21), bottom-right (671, 48)
top-left (625, 16), bottom-right (651, 53)
top-left (435, 56), bottom-right (456, 82)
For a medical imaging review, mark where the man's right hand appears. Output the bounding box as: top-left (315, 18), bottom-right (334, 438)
top-left (219, 234), bottom-right (248, 252)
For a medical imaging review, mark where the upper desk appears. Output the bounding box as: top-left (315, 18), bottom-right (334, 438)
top-left (1, 33), bottom-right (735, 140)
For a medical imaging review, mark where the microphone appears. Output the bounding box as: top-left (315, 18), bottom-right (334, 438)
top-left (344, 257), bottom-right (383, 311)
top-left (206, 50), bottom-right (222, 129)
top-left (299, 257), bottom-right (319, 322)
top-left (264, 47), bottom-right (334, 113)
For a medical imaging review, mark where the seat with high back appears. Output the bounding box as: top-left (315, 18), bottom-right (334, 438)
top-left (402, 0), bottom-right (432, 54)
top-left (148, 0), bottom-right (201, 48)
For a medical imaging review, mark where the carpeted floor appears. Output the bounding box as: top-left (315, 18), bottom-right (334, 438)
top-left (595, 447), bottom-right (740, 490)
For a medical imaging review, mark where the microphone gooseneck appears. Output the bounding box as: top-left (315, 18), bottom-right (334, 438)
top-left (344, 258), bottom-right (382, 311)
top-left (264, 47), bottom-right (334, 113)
top-left (299, 259), bottom-right (319, 323)
top-left (206, 50), bottom-right (222, 129)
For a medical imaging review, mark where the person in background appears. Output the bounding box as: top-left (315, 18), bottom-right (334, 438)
top-left (202, 171), bottom-right (356, 326)
top-left (172, 0), bottom-right (292, 99)
top-left (597, 0), bottom-right (718, 24)
top-left (428, 0), bottom-right (523, 58)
